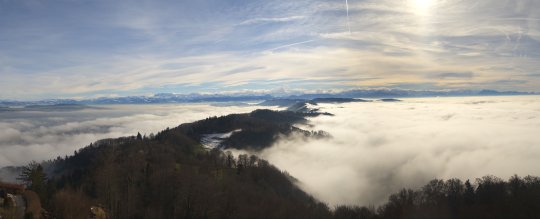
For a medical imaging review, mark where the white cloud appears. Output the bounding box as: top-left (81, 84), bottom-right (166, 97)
top-left (248, 96), bottom-right (540, 206)
top-left (2, 96), bottom-right (540, 207)
top-left (0, 104), bottom-right (273, 168)
top-left (239, 16), bottom-right (305, 25)
top-left (1, 0), bottom-right (539, 99)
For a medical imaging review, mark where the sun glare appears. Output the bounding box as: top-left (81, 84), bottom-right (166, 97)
top-left (410, 0), bottom-right (435, 16)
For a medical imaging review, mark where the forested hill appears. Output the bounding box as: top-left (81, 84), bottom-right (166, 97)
top-left (173, 109), bottom-right (330, 150)
top-left (27, 109), bottom-right (333, 218)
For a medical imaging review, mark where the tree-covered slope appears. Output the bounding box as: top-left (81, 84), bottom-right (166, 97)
top-left (38, 109), bottom-right (332, 219)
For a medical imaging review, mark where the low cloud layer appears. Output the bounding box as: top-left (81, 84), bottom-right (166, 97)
top-left (1, 97), bottom-right (539, 207)
top-left (256, 96), bottom-right (540, 206)
top-left (0, 104), bottom-right (268, 168)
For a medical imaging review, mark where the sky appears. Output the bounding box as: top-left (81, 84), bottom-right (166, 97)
top-left (1, 0), bottom-right (539, 100)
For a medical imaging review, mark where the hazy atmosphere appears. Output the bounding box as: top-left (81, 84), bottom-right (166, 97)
top-left (1, 0), bottom-right (540, 218)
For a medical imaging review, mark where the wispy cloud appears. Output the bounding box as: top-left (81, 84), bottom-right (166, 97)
top-left (345, 0), bottom-right (351, 34)
top-left (263, 40), bottom-right (316, 52)
top-left (428, 72), bottom-right (474, 79)
top-left (0, 0), bottom-right (539, 99)
top-left (239, 16), bottom-right (305, 25)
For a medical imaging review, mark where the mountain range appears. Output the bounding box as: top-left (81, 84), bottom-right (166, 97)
top-left (0, 89), bottom-right (536, 107)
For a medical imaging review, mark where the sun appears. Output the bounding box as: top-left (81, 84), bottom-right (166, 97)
top-left (410, 0), bottom-right (436, 16)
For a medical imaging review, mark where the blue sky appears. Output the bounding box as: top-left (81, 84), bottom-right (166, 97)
top-left (1, 0), bottom-right (539, 100)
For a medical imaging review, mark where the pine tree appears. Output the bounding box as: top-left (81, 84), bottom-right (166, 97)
top-left (18, 161), bottom-right (48, 204)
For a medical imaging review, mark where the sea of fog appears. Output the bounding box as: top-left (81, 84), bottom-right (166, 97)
top-left (1, 96), bottom-right (540, 207)
top-left (234, 96), bottom-right (540, 206)
top-left (0, 103), bottom-right (273, 168)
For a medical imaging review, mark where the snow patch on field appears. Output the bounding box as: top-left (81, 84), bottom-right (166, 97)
top-left (200, 129), bottom-right (242, 150)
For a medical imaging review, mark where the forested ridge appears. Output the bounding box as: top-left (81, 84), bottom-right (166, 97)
top-left (2, 109), bottom-right (540, 219)
top-left (173, 109), bottom-right (330, 150)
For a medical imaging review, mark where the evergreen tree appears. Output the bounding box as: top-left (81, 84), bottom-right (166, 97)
top-left (18, 161), bottom-right (48, 204)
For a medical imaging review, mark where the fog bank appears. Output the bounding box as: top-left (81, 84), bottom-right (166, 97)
top-left (2, 96), bottom-right (540, 207)
top-left (258, 96), bottom-right (540, 206)
top-left (0, 104), bottom-right (268, 168)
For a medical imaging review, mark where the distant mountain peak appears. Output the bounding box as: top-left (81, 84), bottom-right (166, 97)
top-left (1, 89), bottom-right (535, 106)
